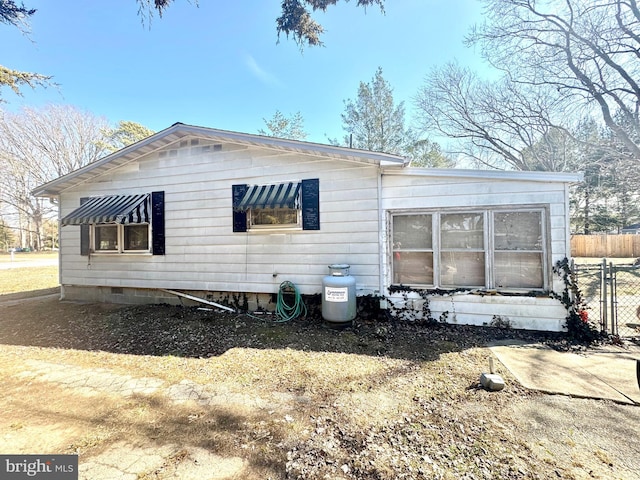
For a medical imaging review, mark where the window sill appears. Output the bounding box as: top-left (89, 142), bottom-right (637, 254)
top-left (247, 227), bottom-right (304, 234)
top-left (90, 251), bottom-right (153, 256)
top-left (389, 285), bottom-right (547, 295)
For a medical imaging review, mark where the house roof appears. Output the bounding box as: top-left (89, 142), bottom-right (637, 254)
top-left (32, 123), bottom-right (408, 197)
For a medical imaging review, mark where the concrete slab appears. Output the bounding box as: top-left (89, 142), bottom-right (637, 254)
top-left (489, 341), bottom-right (640, 405)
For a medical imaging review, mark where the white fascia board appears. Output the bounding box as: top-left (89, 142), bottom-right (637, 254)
top-left (382, 166), bottom-right (584, 183)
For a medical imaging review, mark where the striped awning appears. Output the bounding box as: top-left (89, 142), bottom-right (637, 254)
top-left (61, 194), bottom-right (150, 226)
top-left (236, 182), bottom-right (301, 211)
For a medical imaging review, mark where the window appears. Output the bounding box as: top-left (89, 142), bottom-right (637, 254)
top-left (124, 224), bottom-right (150, 251)
top-left (66, 191), bottom-right (165, 256)
top-left (249, 206), bottom-right (300, 228)
top-left (92, 223), bottom-right (150, 253)
top-left (94, 225), bottom-right (118, 251)
top-left (440, 212), bottom-right (485, 287)
top-left (391, 208), bottom-right (547, 290)
top-left (392, 214), bottom-right (433, 284)
top-left (233, 179), bottom-right (320, 232)
top-left (494, 211), bottom-right (543, 289)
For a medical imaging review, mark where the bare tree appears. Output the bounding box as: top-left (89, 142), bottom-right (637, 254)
top-left (467, 0), bottom-right (640, 159)
top-left (415, 63), bottom-right (571, 171)
top-left (0, 105), bottom-right (109, 249)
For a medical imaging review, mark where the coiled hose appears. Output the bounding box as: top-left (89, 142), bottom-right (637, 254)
top-left (275, 280), bottom-right (307, 322)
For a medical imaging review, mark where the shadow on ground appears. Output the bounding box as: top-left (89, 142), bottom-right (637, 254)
top-left (0, 296), bottom-right (566, 361)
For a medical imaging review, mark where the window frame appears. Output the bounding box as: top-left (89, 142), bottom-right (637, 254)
top-left (391, 213), bottom-right (434, 285)
top-left (233, 179), bottom-right (320, 233)
top-left (248, 206), bottom-right (302, 230)
top-left (91, 223), bottom-right (151, 254)
top-left (439, 211), bottom-right (487, 288)
top-left (93, 224), bottom-right (119, 252)
top-left (390, 206), bottom-right (549, 291)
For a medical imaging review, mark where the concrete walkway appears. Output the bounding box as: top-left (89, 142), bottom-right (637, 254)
top-left (490, 340), bottom-right (640, 405)
top-left (6, 356), bottom-right (287, 480)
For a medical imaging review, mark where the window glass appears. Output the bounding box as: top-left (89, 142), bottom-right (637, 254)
top-left (251, 207), bottom-right (299, 226)
top-left (393, 215), bottom-right (432, 249)
top-left (391, 209), bottom-right (546, 290)
top-left (495, 252), bottom-right (543, 288)
top-left (440, 251), bottom-right (485, 287)
top-left (494, 212), bottom-right (542, 250)
top-left (441, 213), bottom-right (484, 249)
top-left (95, 225), bottom-right (118, 251)
top-left (124, 224), bottom-right (149, 251)
top-left (393, 251), bottom-right (433, 285)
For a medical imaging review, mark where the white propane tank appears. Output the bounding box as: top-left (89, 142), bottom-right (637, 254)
top-left (322, 264), bottom-right (356, 324)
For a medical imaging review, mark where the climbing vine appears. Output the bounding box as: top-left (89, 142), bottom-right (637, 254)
top-left (387, 285), bottom-right (435, 324)
top-left (552, 258), bottom-right (601, 343)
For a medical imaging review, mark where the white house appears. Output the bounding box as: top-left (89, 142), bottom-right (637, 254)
top-left (621, 223), bottom-right (640, 234)
top-left (32, 123), bottom-right (582, 331)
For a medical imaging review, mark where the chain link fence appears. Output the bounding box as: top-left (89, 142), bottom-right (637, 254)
top-left (612, 264), bottom-right (640, 338)
top-left (574, 260), bottom-right (640, 339)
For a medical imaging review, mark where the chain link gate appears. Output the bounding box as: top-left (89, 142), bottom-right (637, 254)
top-left (574, 259), bottom-right (640, 339)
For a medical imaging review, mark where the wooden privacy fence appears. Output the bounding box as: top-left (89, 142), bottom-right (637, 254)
top-left (571, 234), bottom-right (640, 258)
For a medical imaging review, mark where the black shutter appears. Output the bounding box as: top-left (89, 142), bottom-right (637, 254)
top-left (79, 197), bottom-right (90, 256)
top-left (232, 184), bottom-right (248, 232)
top-left (301, 178), bottom-right (320, 230)
top-left (151, 191), bottom-right (165, 255)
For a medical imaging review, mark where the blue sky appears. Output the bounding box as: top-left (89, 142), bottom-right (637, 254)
top-left (1, 0), bottom-right (488, 144)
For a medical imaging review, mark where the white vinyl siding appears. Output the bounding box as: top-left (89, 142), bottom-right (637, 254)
top-left (59, 141), bottom-right (382, 295)
top-left (382, 171), bottom-right (570, 292)
top-left (54, 133), bottom-right (578, 331)
top-left (382, 171), bottom-right (573, 331)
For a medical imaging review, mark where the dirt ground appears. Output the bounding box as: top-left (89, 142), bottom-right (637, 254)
top-left (1, 294), bottom-right (639, 479)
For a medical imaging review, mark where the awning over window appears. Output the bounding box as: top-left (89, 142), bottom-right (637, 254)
top-left (236, 182), bottom-right (301, 211)
top-left (61, 194), bottom-right (150, 226)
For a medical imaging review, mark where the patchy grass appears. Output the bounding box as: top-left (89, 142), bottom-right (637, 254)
top-left (575, 260), bottom-right (640, 298)
top-left (0, 265), bottom-right (58, 294)
top-left (0, 340), bottom-right (537, 480)
top-left (2, 299), bottom-right (638, 479)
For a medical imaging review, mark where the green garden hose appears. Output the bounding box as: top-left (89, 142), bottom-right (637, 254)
top-left (275, 280), bottom-right (307, 322)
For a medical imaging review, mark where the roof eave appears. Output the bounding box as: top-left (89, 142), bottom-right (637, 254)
top-left (32, 123), bottom-right (407, 197)
top-left (32, 123), bottom-right (184, 197)
top-left (382, 167), bottom-right (584, 183)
